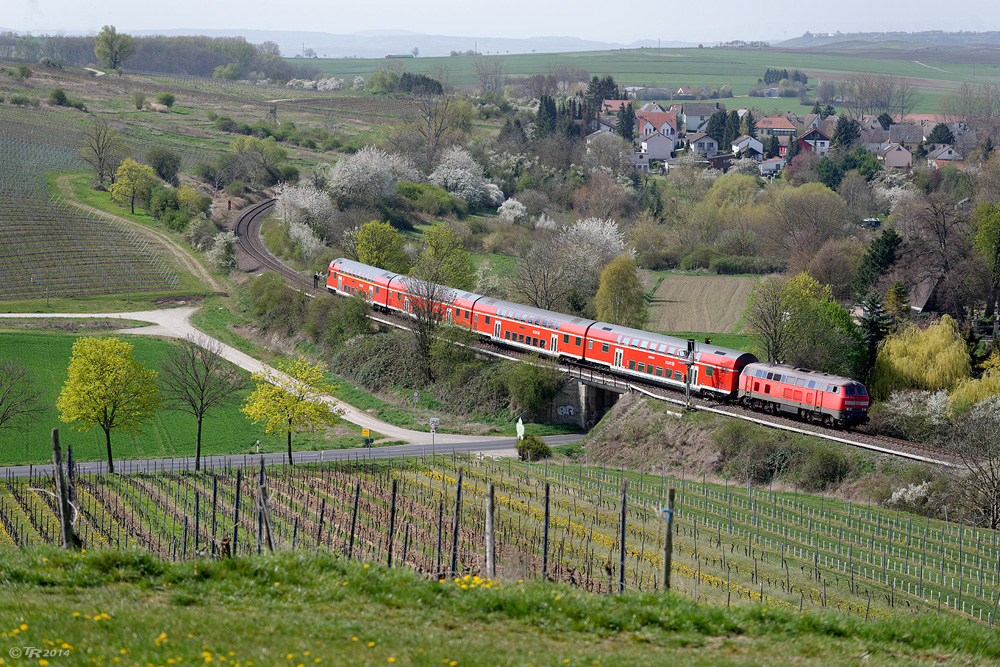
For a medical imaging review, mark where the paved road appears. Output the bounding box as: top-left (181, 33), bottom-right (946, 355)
top-left (3, 434), bottom-right (583, 479)
top-left (0, 309), bottom-right (581, 475)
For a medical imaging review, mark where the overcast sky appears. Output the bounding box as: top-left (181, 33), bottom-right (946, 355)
top-left (9, 0), bottom-right (998, 46)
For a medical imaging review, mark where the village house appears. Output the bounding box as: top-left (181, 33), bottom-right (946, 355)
top-left (877, 143), bottom-right (912, 169)
top-left (636, 111), bottom-right (677, 140)
top-left (759, 156), bottom-right (785, 177)
top-left (634, 131), bottom-right (673, 171)
top-left (731, 135), bottom-right (764, 160)
top-left (926, 145), bottom-right (963, 168)
top-left (686, 132), bottom-right (719, 158)
top-left (797, 128), bottom-right (831, 157)
top-left (755, 116), bottom-right (797, 137)
top-left (602, 99), bottom-right (630, 113)
top-left (889, 124), bottom-right (924, 152)
top-left (671, 102), bottom-right (725, 133)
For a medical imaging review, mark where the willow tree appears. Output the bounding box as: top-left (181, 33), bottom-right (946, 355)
top-left (868, 315), bottom-right (971, 399)
top-left (595, 254), bottom-right (645, 328)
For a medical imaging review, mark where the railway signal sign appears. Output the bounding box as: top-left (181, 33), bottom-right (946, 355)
top-left (413, 391), bottom-right (419, 403)
top-left (362, 428), bottom-right (370, 437)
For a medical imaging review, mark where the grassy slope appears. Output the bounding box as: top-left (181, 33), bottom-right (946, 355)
top-left (1, 548), bottom-right (997, 667)
top-left (0, 332), bottom-right (368, 466)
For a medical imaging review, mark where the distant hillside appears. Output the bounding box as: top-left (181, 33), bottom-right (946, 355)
top-left (778, 30), bottom-right (1000, 49)
top-left (128, 28), bottom-right (695, 58)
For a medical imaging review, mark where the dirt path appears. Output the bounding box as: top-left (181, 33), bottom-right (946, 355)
top-left (53, 174), bottom-right (224, 293)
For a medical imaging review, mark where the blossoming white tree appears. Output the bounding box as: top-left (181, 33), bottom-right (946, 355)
top-left (327, 145), bottom-right (419, 208)
top-left (429, 146), bottom-right (504, 209)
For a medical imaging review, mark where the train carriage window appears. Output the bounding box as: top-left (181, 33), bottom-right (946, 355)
top-left (808, 380), bottom-right (816, 389)
top-left (638, 363), bottom-right (645, 373)
top-left (563, 334), bottom-right (569, 344)
top-left (674, 371), bottom-right (683, 381)
top-left (617, 335), bottom-right (623, 344)
top-left (375, 287), bottom-right (380, 294)
top-left (658, 344), bottom-right (667, 353)
top-left (647, 365), bottom-right (654, 375)
top-left (588, 340), bottom-right (593, 350)
top-left (796, 378), bottom-right (807, 387)
top-left (705, 367), bottom-right (713, 378)
top-left (628, 361), bottom-right (636, 370)
top-left (521, 314), bottom-right (527, 322)
top-left (504, 331), bottom-right (510, 340)
top-left (555, 322), bottom-right (560, 330)
top-left (528, 316), bottom-right (535, 324)
top-left (655, 367), bottom-right (663, 377)
top-left (532, 337), bottom-right (538, 347)
top-left (766, 372), bottom-right (774, 380)
top-left (629, 338), bottom-right (638, 348)
top-left (540, 340), bottom-right (545, 349)
top-left (518, 334), bottom-right (525, 343)
top-left (756, 370), bottom-right (764, 378)
top-left (602, 343), bottom-right (609, 353)
top-left (575, 336), bottom-right (581, 346)
top-left (484, 316), bottom-right (490, 325)
top-left (541, 319), bottom-right (548, 327)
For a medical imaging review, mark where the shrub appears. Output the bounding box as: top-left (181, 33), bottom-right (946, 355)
top-left (396, 182), bottom-right (457, 216)
top-left (709, 255), bottom-right (787, 275)
top-left (48, 87), bottom-right (68, 106)
top-left (155, 92), bottom-right (175, 108)
top-left (679, 246), bottom-right (719, 270)
top-left (132, 91), bottom-right (145, 110)
top-left (10, 95), bottom-right (39, 107)
top-left (225, 180), bottom-right (248, 196)
top-left (146, 147), bottom-right (182, 185)
top-left (517, 435), bottom-right (552, 461)
top-left (504, 357), bottom-right (562, 415)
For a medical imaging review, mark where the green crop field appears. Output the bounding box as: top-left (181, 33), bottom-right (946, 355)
top-left (647, 273), bottom-right (756, 335)
top-left (0, 332), bottom-right (371, 466)
top-left (309, 45), bottom-right (998, 115)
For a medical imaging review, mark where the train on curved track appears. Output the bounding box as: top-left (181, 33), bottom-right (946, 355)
top-left (327, 258), bottom-right (870, 427)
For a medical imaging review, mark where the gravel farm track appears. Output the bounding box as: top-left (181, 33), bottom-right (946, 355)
top-left (231, 202), bottom-right (959, 469)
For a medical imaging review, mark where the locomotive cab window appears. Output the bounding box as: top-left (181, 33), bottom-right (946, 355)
top-left (845, 386), bottom-right (856, 396)
top-left (766, 372), bottom-right (774, 380)
top-left (808, 380), bottom-right (816, 389)
top-left (705, 367), bottom-right (713, 378)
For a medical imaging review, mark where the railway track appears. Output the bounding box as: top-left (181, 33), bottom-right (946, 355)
top-left (231, 202), bottom-right (958, 468)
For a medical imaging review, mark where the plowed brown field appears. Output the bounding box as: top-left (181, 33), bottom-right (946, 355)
top-left (647, 274), bottom-right (756, 333)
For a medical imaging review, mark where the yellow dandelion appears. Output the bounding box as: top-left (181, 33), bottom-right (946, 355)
top-left (286, 654), bottom-right (294, 660)
top-left (274, 582), bottom-right (280, 587)
top-left (20, 624), bottom-right (27, 631)
top-left (351, 637), bottom-right (358, 642)
top-left (388, 659), bottom-right (396, 664)
top-left (367, 642), bottom-right (375, 648)
top-left (40, 660), bottom-right (49, 666)
top-left (363, 564), bottom-right (369, 569)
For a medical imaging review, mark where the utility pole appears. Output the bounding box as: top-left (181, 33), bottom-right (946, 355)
top-left (684, 338), bottom-right (696, 409)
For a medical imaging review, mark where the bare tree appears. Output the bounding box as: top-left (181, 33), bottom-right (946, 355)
top-left (80, 119), bottom-right (132, 185)
top-left (402, 273), bottom-right (455, 382)
top-left (953, 397), bottom-right (1000, 529)
top-left (895, 192), bottom-right (970, 281)
top-left (411, 92), bottom-right (469, 167)
top-left (475, 56), bottom-right (508, 95)
top-left (0, 358), bottom-right (45, 436)
top-left (513, 237), bottom-right (571, 310)
top-left (743, 276), bottom-right (793, 363)
top-left (160, 335), bottom-right (246, 471)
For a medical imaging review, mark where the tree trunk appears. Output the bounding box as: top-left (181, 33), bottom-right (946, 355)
top-left (287, 419), bottom-right (293, 466)
top-left (195, 416), bottom-right (203, 471)
top-left (104, 427), bottom-right (114, 474)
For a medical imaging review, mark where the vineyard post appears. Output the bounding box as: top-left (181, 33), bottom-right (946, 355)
top-left (292, 517), bottom-right (299, 550)
top-left (663, 488), bottom-right (675, 590)
top-left (486, 483), bottom-right (496, 579)
top-left (211, 476), bottom-right (218, 557)
top-left (182, 517), bottom-right (189, 560)
top-left (388, 479), bottom-right (398, 567)
top-left (257, 458), bottom-right (275, 553)
top-left (542, 482), bottom-right (551, 580)
top-left (67, 444), bottom-right (75, 504)
top-left (233, 468), bottom-right (242, 554)
top-left (194, 494), bottom-right (200, 553)
top-left (316, 498), bottom-right (326, 549)
top-left (402, 524), bottom-right (410, 566)
top-left (436, 500), bottom-right (444, 575)
top-left (450, 468), bottom-right (464, 577)
top-left (619, 480), bottom-right (628, 594)
top-left (347, 482), bottom-right (360, 560)
top-left (51, 429), bottom-right (78, 550)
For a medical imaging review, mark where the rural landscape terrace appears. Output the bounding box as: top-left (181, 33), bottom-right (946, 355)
top-left (2, 22), bottom-right (1000, 666)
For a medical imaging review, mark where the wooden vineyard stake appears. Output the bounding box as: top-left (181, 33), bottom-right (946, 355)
top-left (347, 482), bottom-right (360, 560)
top-left (232, 468), bottom-right (242, 555)
top-left (211, 476), bottom-right (218, 557)
top-left (486, 483), bottom-right (496, 580)
top-left (619, 480), bottom-right (628, 594)
top-left (450, 468), bottom-right (464, 577)
top-left (436, 500), bottom-right (444, 575)
top-left (663, 488), bottom-right (675, 591)
top-left (388, 479), bottom-right (398, 567)
top-left (316, 498), bottom-right (326, 548)
top-left (51, 429), bottom-right (79, 550)
top-left (257, 458), bottom-right (275, 553)
top-left (542, 482), bottom-right (550, 580)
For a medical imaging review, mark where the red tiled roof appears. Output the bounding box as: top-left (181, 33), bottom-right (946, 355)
top-left (602, 99), bottom-right (630, 112)
top-left (637, 111), bottom-right (677, 131)
top-left (756, 116), bottom-right (797, 130)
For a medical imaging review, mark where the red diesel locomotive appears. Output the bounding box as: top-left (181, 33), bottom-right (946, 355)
top-left (327, 258), bottom-right (869, 426)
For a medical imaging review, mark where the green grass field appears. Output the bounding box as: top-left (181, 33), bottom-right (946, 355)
top-left (307, 46), bottom-right (998, 114)
top-left (3, 546), bottom-right (999, 667)
top-left (0, 332), bottom-right (369, 465)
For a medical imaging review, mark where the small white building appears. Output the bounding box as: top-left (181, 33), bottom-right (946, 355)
top-left (759, 156), bottom-right (785, 177)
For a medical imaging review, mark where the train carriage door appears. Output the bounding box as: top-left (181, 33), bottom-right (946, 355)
top-left (614, 349), bottom-right (623, 367)
top-left (494, 321), bottom-right (501, 339)
top-left (369, 286), bottom-right (374, 301)
top-left (337, 275), bottom-right (343, 292)
top-left (690, 367), bottom-right (698, 387)
top-left (404, 296), bottom-right (410, 313)
top-left (550, 334), bottom-right (558, 353)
